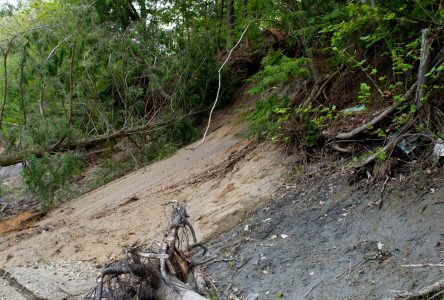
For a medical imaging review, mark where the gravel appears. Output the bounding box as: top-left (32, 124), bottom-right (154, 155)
top-left (1, 260), bottom-right (97, 299)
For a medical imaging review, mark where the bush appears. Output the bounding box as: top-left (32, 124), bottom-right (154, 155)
top-left (22, 153), bottom-right (83, 210)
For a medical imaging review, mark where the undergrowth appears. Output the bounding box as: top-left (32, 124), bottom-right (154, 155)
top-left (244, 2), bottom-right (444, 169)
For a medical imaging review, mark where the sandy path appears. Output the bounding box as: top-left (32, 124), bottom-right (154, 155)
top-left (0, 109), bottom-right (290, 267)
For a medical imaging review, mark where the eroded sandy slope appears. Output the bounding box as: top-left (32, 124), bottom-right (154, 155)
top-left (0, 108), bottom-right (291, 268)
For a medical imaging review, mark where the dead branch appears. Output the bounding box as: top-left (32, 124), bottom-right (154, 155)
top-left (67, 40), bottom-right (76, 125)
top-left (375, 175), bottom-right (390, 208)
top-left (331, 143), bottom-right (352, 154)
top-left (19, 44), bottom-right (27, 126)
top-left (415, 28), bottom-right (430, 112)
top-left (401, 263), bottom-right (444, 268)
top-left (193, 23), bottom-right (250, 150)
top-left (335, 81), bottom-right (417, 140)
top-left (335, 30), bottom-right (441, 141)
top-left (302, 67), bottom-right (342, 107)
top-left (392, 278), bottom-right (444, 299)
top-left (194, 267), bottom-right (210, 296)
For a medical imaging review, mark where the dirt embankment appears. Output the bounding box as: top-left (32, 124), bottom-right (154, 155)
top-left (207, 163), bottom-right (444, 299)
top-left (0, 100), bottom-right (295, 299)
top-left (0, 135), bottom-right (288, 268)
top-left (1, 96), bottom-right (443, 299)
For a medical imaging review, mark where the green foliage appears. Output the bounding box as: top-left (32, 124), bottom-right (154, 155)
top-left (248, 50), bottom-right (310, 95)
top-left (244, 95), bottom-right (290, 140)
top-left (245, 50), bottom-right (311, 141)
top-left (0, 181), bottom-right (18, 203)
top-left (22, 153), bottom-right (83, 210)
top-left (242, 0), bottom-right (444, 156)
top-left (294, 105), bottom-right (338, 147)
top-left (1, 0), bottom-right (443, 205)
top-left (376, 147), bottom-right (387, 162)
top-left (0, 0), bottom-right (248, 207)
top-left (358, 83), bottom-right (371, 104)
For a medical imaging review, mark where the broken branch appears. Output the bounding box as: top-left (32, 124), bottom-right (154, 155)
top-left (392, 279), bottom-right (444, 299)
top-left (335, 81), bottom-right (417, 140)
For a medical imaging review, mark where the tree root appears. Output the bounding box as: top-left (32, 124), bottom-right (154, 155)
top-left (91, 203), bottom-right (210, 300)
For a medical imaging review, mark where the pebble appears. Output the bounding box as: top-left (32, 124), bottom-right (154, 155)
top-left (246, 293), bottom-right (260, 300)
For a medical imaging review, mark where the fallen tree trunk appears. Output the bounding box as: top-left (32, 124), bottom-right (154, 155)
top-left (0, 117), bottom-right (184, 167)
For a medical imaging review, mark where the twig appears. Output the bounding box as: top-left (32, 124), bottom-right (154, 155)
top-left (304, 281), bottom-right (321, 298)
top-left (195, 257), bottom-right (235, 266)
top-left (347, 259), bottom-right (352, 279)
top-left (193, 23), bottom-right (250, 150)
top-left (375, 175), bottom-right (390, 208)
top-left (331, 143), bottom-right (352, 153)
top-left (401, 263), bottom-right (444, 268)
top-left (206, 276), bottom-right (221, 300)
top-left (358, 117), bottom-right (414, 167)
top-left (136, 253), bottom-right (169, 259)
top-left (302, 67), bottom-right (342, 107)
top-left (429, 289), bottom-right (444, 300)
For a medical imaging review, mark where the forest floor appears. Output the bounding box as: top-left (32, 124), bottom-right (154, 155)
top-left (0, 94), bottom-right (443, 299)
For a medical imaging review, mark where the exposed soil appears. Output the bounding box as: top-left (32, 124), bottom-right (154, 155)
top-left (206, 163), bottom-right (444, 299)
top-left (0, 104), bottom-right (291, 270)
top-left (1, 93), bottom-right (443, 299)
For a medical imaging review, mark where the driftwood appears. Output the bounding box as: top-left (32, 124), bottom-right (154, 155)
top-left (91, 203), bottom-right (210, 300)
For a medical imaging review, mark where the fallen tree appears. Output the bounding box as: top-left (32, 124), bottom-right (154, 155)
top-left (0, 116), bottom-right (188, 167)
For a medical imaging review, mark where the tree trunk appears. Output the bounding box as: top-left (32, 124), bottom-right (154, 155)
top-left (242, 0), bottom-right (248, 18)
top-left (19, 45), bottom-right (27, 126)
top-left (67, 40), bottom-right (76, 125)
top-left (226, 0), bottom-right (234, 49)
top-left (39, 72), bottom-right (46, 118)
top-left (415, 29), bottom-right (430, 114)
top-left (217, 0), bottom-right (225, 49)
top-left (0, 50), bottom-right (9, 129)
top-left (301, 36), bottom-right (321, 83)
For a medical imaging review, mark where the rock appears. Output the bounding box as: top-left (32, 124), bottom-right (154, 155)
top-left (246, 293), bottom-right (260, 300)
